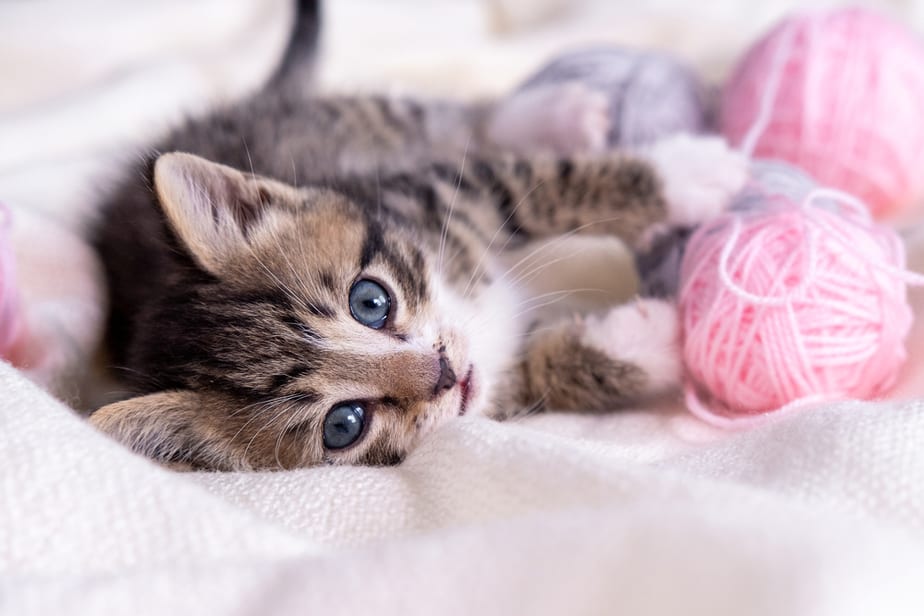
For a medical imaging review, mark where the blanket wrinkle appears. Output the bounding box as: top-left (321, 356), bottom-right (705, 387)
top-left (0, 362), bottom-right (320, 578)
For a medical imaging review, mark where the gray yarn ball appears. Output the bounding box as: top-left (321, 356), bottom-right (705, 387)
top-left (518, 46), bottom-right (710, 148)
top-left (517, 47), bottom-right (711, 296)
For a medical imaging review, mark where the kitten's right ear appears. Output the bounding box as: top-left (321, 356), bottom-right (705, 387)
top-left (153, 152), bottom-right (300, 275)
top-left (90, 390), bottom-right (234, 471)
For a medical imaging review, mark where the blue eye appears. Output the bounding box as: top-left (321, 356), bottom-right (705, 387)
top-left (323, 403), bottom-right (366, 449)
top-left (349, 279), bottom-right (391, 329)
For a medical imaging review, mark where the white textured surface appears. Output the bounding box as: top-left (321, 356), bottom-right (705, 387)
top-left (6, 1), bottom-right (924, 614)
top-left (4, 361), bottom-right (924, 614)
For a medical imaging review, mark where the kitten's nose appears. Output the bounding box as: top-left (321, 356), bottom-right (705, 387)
top-left (364, 351), bottom-right (454, 402)
top-left (434, 356), bottom-right (457, 396)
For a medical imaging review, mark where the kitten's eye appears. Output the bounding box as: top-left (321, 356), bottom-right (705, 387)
top-left (349, 279), bottom-right (391, 329)
top-left (323, 402), bottom-right (366, 449)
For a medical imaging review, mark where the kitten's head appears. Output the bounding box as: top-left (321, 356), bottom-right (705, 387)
top-left (91, 152), bottom-right (512, 470)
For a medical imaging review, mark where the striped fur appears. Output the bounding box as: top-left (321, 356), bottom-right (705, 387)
top-left (91, 86), bottom-right (710, 471)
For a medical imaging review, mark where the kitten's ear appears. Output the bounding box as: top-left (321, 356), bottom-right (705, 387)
top-left (153, 152), bottom-right (299, 275)
top-left (90, 391), bottom-right (233, 471)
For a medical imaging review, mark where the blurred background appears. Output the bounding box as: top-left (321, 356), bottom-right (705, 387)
top-left (3, 0), bottom-right (924, 227)
top-left (2, 0), bottom-right (924, 397)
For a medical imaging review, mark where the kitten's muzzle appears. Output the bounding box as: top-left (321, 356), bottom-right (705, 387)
top-left (366, 351), bottom-right (456, 403)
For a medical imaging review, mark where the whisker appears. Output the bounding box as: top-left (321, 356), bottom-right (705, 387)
top-left (274, 406), bottom-right (311, 470)
top-left (513, 392), bottom-right (548, 420)
top-left (491, 215), bottom-right (627, 291)
top-left (242, 136), bottom-right (256, 176)
top-left (507, 322), bottom-right (570, 340)
top-left (228, 392), bottom-right (311, 418)
top-left (502, 245), bottom-right (595, 290)
top-left (376, 164), bottom-right (383, 219)
top-left (461, 178), bottom-right (547, 300)
top-left (227, 393), bottom-right (312, 454)
top-left (273, 229), bottom-right (320, 303)
top-left (511, 287), bottom-right (610, 310)
top-left (241, 399), bottom-right (301, 463)
top-left (196, 165), bottom-right (327, 319)
top-left (244, 239), bottom-right (329, 318)
top-left (511, 292), bottom-right (588, 320)
top-left (438, 134), bottom-right (473, 278)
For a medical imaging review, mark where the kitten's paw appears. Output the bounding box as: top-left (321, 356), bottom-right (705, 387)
top-left (645, 134), bottom-right (748, 227)
top-left (581, 298), bottom-right (681, 395)
top-left (488, 81), bottom-right (610, 156)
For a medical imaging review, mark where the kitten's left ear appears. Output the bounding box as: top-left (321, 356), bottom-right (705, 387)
top-left (153, 152), bottom-right (301, 275)
top-left (90, 390), bottom-right (244, 470)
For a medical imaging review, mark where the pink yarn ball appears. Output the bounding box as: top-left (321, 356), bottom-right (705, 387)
top-left (0, 204), bottom-right (21, 361)
top-left (721, 8), bottom-right (924, 219)
top-left (679, 162), bottom-right (914, 419)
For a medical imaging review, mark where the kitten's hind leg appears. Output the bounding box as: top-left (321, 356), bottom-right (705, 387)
top-left (485, 81), bottom-right (610, 156)
top-left (502, 298), bottom-right (680, 416)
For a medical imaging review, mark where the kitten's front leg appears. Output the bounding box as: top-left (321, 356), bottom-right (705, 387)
top-left (495, 298), bottom-right (680, 416)
top-left (480, 135), bottom-right (747, 250)
top-left (636, 134), bottom-right (749, 249)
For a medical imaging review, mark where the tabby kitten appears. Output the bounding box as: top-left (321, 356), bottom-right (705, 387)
top-left (88, 5), bottom-right (745, 469)
top-left (88, 82), bottom-right (744, 471)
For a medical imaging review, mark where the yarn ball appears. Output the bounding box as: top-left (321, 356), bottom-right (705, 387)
top-left (0, 204), bottom-right (21, 361)
top-left (721, 7), bottom-right (924, 220)
top-left (679, 161), bottom-right (915, 419)
top-left (519, 47), bottom-right (709, 148)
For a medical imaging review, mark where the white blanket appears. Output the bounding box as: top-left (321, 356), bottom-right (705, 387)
top-left (5, 1), bottom-right (924, 614)
top-left (5, 363), bottom-right (924, 614)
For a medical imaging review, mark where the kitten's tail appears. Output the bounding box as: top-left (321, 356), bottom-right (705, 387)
top-left (267, 0), bottom-right (322, 93)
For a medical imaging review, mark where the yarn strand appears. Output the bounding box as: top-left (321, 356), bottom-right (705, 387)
top-left (738, 19), bottom-right (797, 158)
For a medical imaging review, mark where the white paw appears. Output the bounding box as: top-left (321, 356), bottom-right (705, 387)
top-left (644, 134), bottom-right (748, 227)
top-left (581, 298), bottom-right (681, 395)
top-left (488, 81), bottom-right (610, 156)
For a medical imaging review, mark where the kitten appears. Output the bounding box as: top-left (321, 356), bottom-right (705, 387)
top-left (89, 10), bottom-right (746, 470)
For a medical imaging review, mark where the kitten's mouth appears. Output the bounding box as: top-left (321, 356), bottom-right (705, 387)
top-left (458, 365), bottom-right (475, 416)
